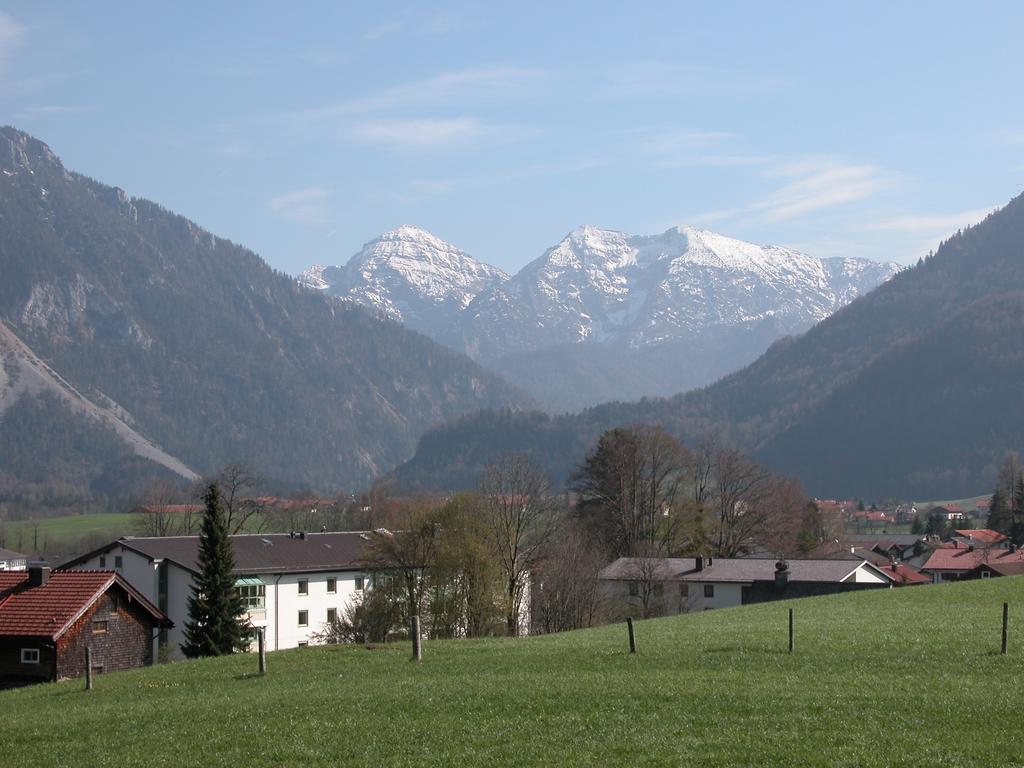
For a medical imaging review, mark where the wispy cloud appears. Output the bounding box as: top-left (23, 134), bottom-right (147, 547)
top-left (268, 186), bottom-right (333, 225)
top-left (14, 105), bottom-right (87, 120)
top-left (0, 12), bottom-right (24, 72)
top-left (286, 66), bottom-right (544, 121)
top-left (345, 116), bottom-right (531, 152)
top-left (597, 60), bottom-right (785, 100)
top-left (693, 158), bottom-right (891, 226)
top-left (869, 207), bottom-right (994, 233)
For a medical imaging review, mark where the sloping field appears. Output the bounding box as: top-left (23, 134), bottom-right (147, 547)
top-left (3, 578), bottom-right (1024, 767)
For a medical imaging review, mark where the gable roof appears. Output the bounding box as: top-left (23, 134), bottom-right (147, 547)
top-left (60, 532), bottom-right (373, 576)
top-left (954, 529), bottom-right (1008, 544)
top-left (680, 558), bottom-right (885, 584)
top-left (970, 561), bottom-right (1024, 577)
top-left (0, 570), bottom-right (169, 640)
top-left (598, 557), bottom-right (698, 581)
top-left (0, 547), bottom-right (27, 562)
top-left (876, 562), bottom-right (931, 585)
top-left (922, 546), bottom-right (1024, 572)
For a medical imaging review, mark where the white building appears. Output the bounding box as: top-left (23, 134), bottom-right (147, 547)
top-left (61, 532), bottom-right (376, 660)
top-left (0, 548), bottom-right (28, 571)
top-left (598, 556), bottom-right (893, 617)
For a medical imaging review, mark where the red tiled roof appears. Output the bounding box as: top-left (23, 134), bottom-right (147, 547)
top-left (922, 547), bottom-right (1024, 572)
top-left (0, 570), bottom-right (168, 639)
top-left (954, 529), bottom-right (1008, 544)
top-left (878, 563), bottom-right (931, 584)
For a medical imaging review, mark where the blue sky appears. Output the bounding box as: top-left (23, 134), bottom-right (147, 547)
top-left (1, 2), bottom-right (1022, 274)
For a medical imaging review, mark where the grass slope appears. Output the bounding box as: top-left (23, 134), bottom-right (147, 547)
top-left (0, 513), bottom-right (142, 554)
top-left (4, 579), bottom-right (1024, 767)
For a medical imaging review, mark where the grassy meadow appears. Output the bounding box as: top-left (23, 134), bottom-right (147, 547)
top-left (4, 578), bottom-right (1024, 767)
top-left (0, 512), bottom-right (142, 556)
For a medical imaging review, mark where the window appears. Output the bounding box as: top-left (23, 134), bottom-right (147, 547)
top-left (981, 570), bottom-right (991, 579)
top-left (99, 555), bottom-right (106, 568)
top-left (679, 584), bottom-right (689, 597)
top-left (327, 578), bottom-right (337, 594)
top-left (327, 608), bottom-right (337, 624)
top-left (114, 555), bottom-right (123, 571)
top-left (20, 648), bottom-right (40, 664)
top-left (354, 576), bottom-right (364, 591)
top-left (92, 620), bottom-right (109, 635)
top-left (628, 581), bottom-right (639, 597)
top-left (704, 584), bottom-right (715, 598)
top-left (237, 584), bottom-right (266, 610)
top-left (298, 580), bottom-right (308, 596)
top-left (652, 583), bottom-right (664, 598)
top-left (297, 641), bottom-right (309, 647)
top-left (298, 610), bottom-right (308, 627)
top-left (371, 574), bottom-right (394, 589)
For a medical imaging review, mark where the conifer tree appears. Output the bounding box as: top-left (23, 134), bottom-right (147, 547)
top-left (987, 489), bottom-right (1012, 536)
top-left (182, 484), bottom-right (247, 657)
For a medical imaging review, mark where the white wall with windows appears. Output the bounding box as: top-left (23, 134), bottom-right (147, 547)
top-left (67, 546), bottom-right (370, 660)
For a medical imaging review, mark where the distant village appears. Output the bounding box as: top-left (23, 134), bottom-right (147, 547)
top-left (1, 484), bottom-right (1016, 689)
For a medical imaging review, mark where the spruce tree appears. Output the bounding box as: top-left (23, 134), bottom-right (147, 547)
top-left (987, 489), bottom-right (1012, 535)
top-left (182, 484), bottom-right (247, 657)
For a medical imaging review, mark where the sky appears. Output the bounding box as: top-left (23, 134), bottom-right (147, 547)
top-left (1, 2), bottom-right (1022, 275)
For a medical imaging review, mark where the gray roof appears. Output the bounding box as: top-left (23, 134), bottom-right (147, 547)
top-left (845, 535), bottom-right (925, 548)
top-left (0, 548), bottom-right (27, 562)
top-left (598, 557), bottom-right (698, 581)
top-left (681, 558), bottom-right (878, 584)
top-left (61, 532), bottom-right (373, 575)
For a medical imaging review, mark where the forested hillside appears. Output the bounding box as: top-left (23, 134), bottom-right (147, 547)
top-left (392, 193), bottom-right (1024, 500)
top-left (0, 127), bottom-right (530, 504)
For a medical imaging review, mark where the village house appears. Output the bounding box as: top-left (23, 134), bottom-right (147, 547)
top-left (0, 565), bottom-right (170, 687)
top-left (950, 529), bottom-right (1007, 547)
top-left (598, 556), bottom-right (894, 617)
top-left (60, 532), bottom-right (381, 660)
top-left (921, 542), bottom-right (1024, 582)
top-left (0, 547), bottom-right (28, 571)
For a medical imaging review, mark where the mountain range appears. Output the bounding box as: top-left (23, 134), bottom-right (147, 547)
top-left (0, 127), bottom-right (530, 504)
top-left (301, 224), bottom-right (898, 411)
top-left (390, 192), bottom-right (1024, 501)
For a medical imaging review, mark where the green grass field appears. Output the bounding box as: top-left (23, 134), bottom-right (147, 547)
top-left (0, 512), bottom-right (142, 555)
top-left (4, 579), bottom-right (1024, 766)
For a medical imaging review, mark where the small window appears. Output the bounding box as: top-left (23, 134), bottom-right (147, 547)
top-left (93, 620), bottom-right (109, 635)
top-left (327, 608), bottom-right (337, 624)
top-left (354, 576), bottom-right (364, 591)
top-left (327, 578), bottom-right (337, 594)
top-left (99, 555), bottom-right (107, 568)
top-left (981, 570), bottom-right (991, 579)
top-left (297, 641), bottom-right (309, 647)
top-left (298, 610), bottom-right (308, 627)
top-left (704, 584), bottom-right (715, 598)
top-left (298, 580), bottom-right (308, 596)
top-left (20, 648), bottom-right (40, 664)
top-left (114, 555), bottom-right (123, 570)
top-left (628, 582), bottom-right (639, 597)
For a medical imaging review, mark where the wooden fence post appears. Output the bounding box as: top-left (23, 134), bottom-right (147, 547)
top-left (85, 646), bottom-right (93, 691)
top-left (411, 615), bottom-right (422, 662)
top-left (258, 627), bottom-right (267, 674)
top-left (1002, 602), bottom-right (1009, 655)
top-left (627, 617), bottom-right (637, 654)
top-left (788, 608), bottom-right (794, 653)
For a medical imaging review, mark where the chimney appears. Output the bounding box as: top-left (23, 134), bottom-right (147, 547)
top-left (27, 563), bottom-right (50, 588)
top-left (851, 546), bottom-right (856, 554)
top-left (707, 556), bottom-right (713, 567)
top-left (774, 559), bottom-right (790, 588)
top-left (695, 556), bottom-right (704, 571)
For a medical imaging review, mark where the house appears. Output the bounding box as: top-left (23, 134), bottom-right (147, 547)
top-left (844, 534), bottom-right (929, 567)
top-left (962, 561), bottom-right (1024, 580)
top-left (680, 558), bottom-right (892, 610)
top-left (0, 565), bottom-right (170, 687)
top-left (597, 556), bottom-right (892, 616)
top-left (920, 543), bottom-right (1024, 582)
top-left (0, 548), bottom-right (28, 571)
top-left (596, 558), bottom-right (697, 619)
top-left (951, 529), bottom-right (1007, 547)
top-left (60, 532), bottom-right (379, 659)
top-left (930, 505), bottom-right (967, 521)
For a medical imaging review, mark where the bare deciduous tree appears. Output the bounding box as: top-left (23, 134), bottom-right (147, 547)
top-left (136, 477), bottom-right (184, 537)
top-left (480, 453), bottom-right (559, 637)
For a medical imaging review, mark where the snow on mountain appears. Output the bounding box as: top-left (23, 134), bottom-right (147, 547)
top-left (302, 225), bottom-right (508, 345)
top-left (298, 223), bottom-right (899, 408)
top-left (461, 225), bottom-right (901, 360)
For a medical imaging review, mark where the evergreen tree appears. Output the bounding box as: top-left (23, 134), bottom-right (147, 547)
top-left (987, 489), bottom-right (1012, 535)
top-left (910, 514), bottom-right (924, 535)
top-left (1012, 477), bottom-right (1024, 547)
top-left (182, 484), bottom-right (247, 657)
